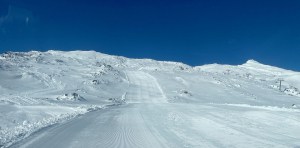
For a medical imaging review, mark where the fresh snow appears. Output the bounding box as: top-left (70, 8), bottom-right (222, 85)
top-left (0, 51), bottom-right (300, 148)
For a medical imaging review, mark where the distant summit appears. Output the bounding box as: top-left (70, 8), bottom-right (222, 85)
top-left (245, 59), bottom-right (261, 64)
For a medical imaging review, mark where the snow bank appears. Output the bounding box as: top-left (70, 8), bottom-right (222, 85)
top-left (0, 105), bottom-right (104, 148)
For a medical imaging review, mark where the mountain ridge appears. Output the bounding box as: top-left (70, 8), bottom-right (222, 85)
top-left (1, 50), bottom-right (297, 72)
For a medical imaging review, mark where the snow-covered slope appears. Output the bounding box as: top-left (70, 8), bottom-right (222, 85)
top-left (195, 59), bottom-right (300, 98)
top-left (1, 51), bottom-right (300, 148)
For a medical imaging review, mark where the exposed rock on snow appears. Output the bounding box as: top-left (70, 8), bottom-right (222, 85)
top-left (179, 89), bottom-right (192, 96)
top-left (56, 93), bottom-right (86, 101)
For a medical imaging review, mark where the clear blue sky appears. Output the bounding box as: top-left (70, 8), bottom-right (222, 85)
top-left (0, 0), bottom-right (300, 70)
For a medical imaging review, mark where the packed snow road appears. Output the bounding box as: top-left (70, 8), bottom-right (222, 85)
top-left (125, 71), bottom-right (167, 103)
top-left (10, 71), bottom-right (300, 148)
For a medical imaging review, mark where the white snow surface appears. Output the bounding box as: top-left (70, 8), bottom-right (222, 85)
top-left (0, 51), bottom-right (300, 148)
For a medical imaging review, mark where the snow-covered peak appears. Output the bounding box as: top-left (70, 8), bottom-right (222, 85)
top-left (244, 59), bottom-right (261, 65)
top-left (242, 59), bottom-right (273, 69)
top-left (240, 59), bottom-right (292, 76)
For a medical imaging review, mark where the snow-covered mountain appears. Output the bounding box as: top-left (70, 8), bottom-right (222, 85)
top-left (1, 50), bottom-right (300, 148)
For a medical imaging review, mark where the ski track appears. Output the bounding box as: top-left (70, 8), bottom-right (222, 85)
top-left (9, 71), bottom-right (300, 148)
